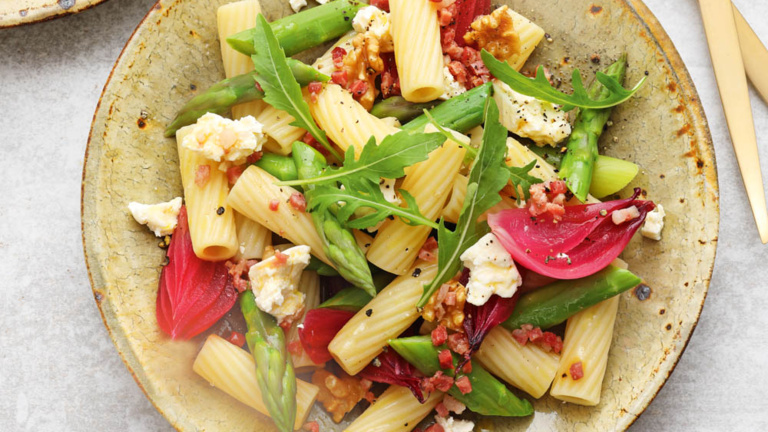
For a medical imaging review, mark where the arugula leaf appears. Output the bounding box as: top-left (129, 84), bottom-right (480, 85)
top-left (306, 182), bottom-right (439, 230)
top-left (278, 130), bottom-right (445, 188)
top-left (250, 14), bottom-right (341, 160)
top-left (418, 98), bottom-right (511, 307)
top-left (482, 50), bottom-right (646, 111)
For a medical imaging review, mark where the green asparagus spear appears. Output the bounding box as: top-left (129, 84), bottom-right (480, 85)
top-left (403, 82), bottom-right (492, 134)
top-left (292, 141), bottom-right (377, 296)
top-left (255, 153), bottom-right (299, 182)
top-left (503, 265), bottom-right (641, 331)
top-left (318, 273), bottom-right (396, 311)
top-left (371, 97), bottom-right (443, 123)
top-left (306, 255), bottom-right (340, 276)
top-left (164, 60), bottom-right (329, 137)
top-left (240, 291), bottom-right (296, 432)
top-left (389, 336), bottom-right (533, 417)
top-left (228, 0), bottom-right (368, 57)
top-left (559, 55), bottom-right (628, 202)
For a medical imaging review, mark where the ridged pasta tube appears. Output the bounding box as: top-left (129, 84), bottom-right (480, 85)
top-left (367, 134), bottom-right (467, 274)
top-left (226, 166), bottom-right (333, 266)
top-left (309, 84), bottom-right (399, 156)
top-left (345, 386), bottom-right (443, 432)
top-left (475, 327), bottom-right (560, 399)
top-left (441, 174), bottom-right (518, 224)
top-left (217, 0), bottom-right (262, 79)
top-left (549, 296), bottom-right (620, 406)
top-left (329, 263), bottom-right (437, 375)
top-left (286, 271), bottom-right (324, 371)
top-left (312, 30), bottom-right (357, 76)
top-left (192, 335), bottom-right (320, 430)
top-left (175, 126), bottom-right (239, 261)
top-left (390, 0), bottom-right (445, 102)
top-left (506, 8), bottom-right (546, 71)
top-left (234, 211), bottom-right (272, 260)
top-left (255, 104), bottom-right (306, 156)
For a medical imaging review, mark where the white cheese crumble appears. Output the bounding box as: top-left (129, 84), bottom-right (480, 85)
top-left (459, 233), bottom-right (522, 306)
top-left (611, 205), bottom-right (640, 225)
top-left (128, 197), bottom-right (182, 237)
top-left (379, 178), bottom-right (401, 205)
top-left (248, 245), bottom-right (311, 323)
top-left (435, 415), bottom-right (475, 432)
top-left (493, 79), bottom-right (571, 146)
top-left (181, 113), bottom-right (265, 166)
top-left (352, 6), bottom-right (391, 40)
top-left (641, 204), bottom-right (665, 241)
top-left (440, 63), bottom-right (467, 101)
top-left (289, 0), bottom-right (307, 13)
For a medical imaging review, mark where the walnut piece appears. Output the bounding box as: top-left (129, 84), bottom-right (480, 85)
top-left (463, 6), bottom-right (521, 62)
top-left (340, 32), bottom-right (394, 110)
top-left (421, 280), bottom-right (467, 331)
top-left (311, 369), bottom-right (366, 423)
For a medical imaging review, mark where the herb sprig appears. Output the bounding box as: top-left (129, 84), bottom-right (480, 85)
top-left (250, 14), bottom-right (341, 160)
top-left (481, 50), bottom-right (646, 111)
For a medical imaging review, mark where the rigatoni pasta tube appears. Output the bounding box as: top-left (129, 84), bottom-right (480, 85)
top-left (234, 211), bottom-right (272, 260)
top-left (192, 335), bottom-right (319, 430)
top-left (475, 327), bottom-right (560, 399)
top-left (256, 103), bottom-right (306, 155)
top-left (310, 83), bottom-right (399, 156)
top-left (345, 386), bottom-right (443, 432)
top-left (176, 126), bottom-right (239, 261)
top-left (367, 136), bottom-right (466, 275)
top-left (506, 8), bottom-right (546, 71)
top-left (550, 296), bottom-right (620, 406)
top-left (329, 263), bottom-right (437, 375)
top-left (286, 271), bottom-right (324, 371)
top-left (390, 0), bottom-right (445, 102)
top-left (226, 166), bottom-right (333, 266)
top-left (441, 174), bottom-right (518, 224)
top-left (217, 0), bottom-right (261, 78)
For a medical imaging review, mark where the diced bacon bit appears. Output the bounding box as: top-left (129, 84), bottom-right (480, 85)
top-left (455, 376), bottom-right (472, 394)
top-left (570, 361), bottom-right (584, 380)
top-left (442, 395), bottom-right (466, 414)
top-left (269, 199), bottom-right (280, 211)
top-left (447, 332), bottom-right (470, 355)
top-left (528, 180), bottom-right (568, 222)
top-left (370, 0), bottom-right (389, 12)
top-left (226, 331), bottom-right (246, 347)
top-left (312, 369), bottom-right (367, 423)
top-left (288, 340), bottom-right (303, 355)
top-left (195, 164), bottom-right (211, 187)
top-left (612, 205), bottom-right (641, 225)
top-left (425, 424), bottom-right (445, 432)
top-left (349, 79), bottom-right (369, 101)
top-left (380, 53), bottom-right (401, 99)
top-left (290, 192), bottom-right (308, 212)
top-left (302, 132), bottom-right (330, 156)
top-left (225, 259), bottom-right (259, 293)
top-left (302, 422), bottom-right (319, 432)
top-left (226, 165), bottom-right (244, 185)
top-left (331, 69), bottom-right (349, 87)
top-left (437, 2), bottom-right (457, 27)
top-left (438, 349), bottom-right (454, 370)
top-left (253, 80), bottom-right (263, 93)
top-left (274, 249), bottom-right (289, 265)
top-left (441, 25), bottom-right (491, 90)
top-left (419, 237), bottom-right (439, 263)
top-left (423, 371), bottom-right (454, 392)
top-left (511, 324), bottom-right (563, 354)
top-left (246, 151), bottom-right (263, 164)
top-left (435, 402), bottom-right (450, 418)
top-left (461, 361), bottom-right (472, 374)
top-left (308, 81), bottom-right (324, 103)
top-left (332, 47), bottom-right (348, 69)
top-left (431, 324), bottom-right (448, 346)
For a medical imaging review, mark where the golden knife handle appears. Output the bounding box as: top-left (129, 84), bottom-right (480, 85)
top-left (699, 0), bottom-right (768, 243)
top-left (733, 4), bottom-right (768, 106)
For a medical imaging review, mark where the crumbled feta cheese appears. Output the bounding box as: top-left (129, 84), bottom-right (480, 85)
top-left (379, 178), bottom-right (401, 205)
top-left (442, 395), bottom-right (466, 415)
top-left (352, 6), bottom-right (391, 40)
top-left (493, 79), bottom-right (571, 146)
top-left (435, 415), bottom-right (475, 432)
top-left (289, 0), bottom-right (307, 13)
top-left (460, 233), bottom-right (522, 306)
top-left (248, 245), bottom-right (311, 323)
top-left (611, 205), bottom-right (640, 225)
top-left (181, 113), bottom-right (265, 166)
top-left (440, 63), bottom-right (467, 100)
top-left (128, 197), bottom-right (182, 237)
top-left (315, 0), bottom-right (328, 3)
top-left (641, 204), bottom-right (665, 241)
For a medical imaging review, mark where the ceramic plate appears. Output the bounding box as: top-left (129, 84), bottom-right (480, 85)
top-left (0, 0), bottom-right (108, 27)
top-left (82, 0), bottom-right (719, 430)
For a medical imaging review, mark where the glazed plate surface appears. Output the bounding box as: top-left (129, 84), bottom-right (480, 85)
top-left (82, 0), bottom-right (719, 430)
top-left (0, 0), bottom-right (108, 27)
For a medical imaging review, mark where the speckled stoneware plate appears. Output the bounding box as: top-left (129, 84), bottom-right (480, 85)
top-left (0, 0), bottom-right (108, 27)
top-left (82, 0), bottom-right (719, 430)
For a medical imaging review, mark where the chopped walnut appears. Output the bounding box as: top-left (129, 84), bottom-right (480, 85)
top-left (339, 32), bottom-right (394, 110)
top-left (463, 6), bottom-right (521, 62)
top-left (311, 369), bottom-right (366, 423)
top-left (421, 280), bottom-right (467, 331)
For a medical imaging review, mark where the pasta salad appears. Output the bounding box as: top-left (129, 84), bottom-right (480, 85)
top-left (127, 0), bottom-right (666, 430)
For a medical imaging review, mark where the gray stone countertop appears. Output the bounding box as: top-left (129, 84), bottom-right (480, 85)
top-left (1, 0), bottom-right (767, 430)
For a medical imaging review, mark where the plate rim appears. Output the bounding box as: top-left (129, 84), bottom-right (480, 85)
top-left (81, 0), bottom-right (720, 430)
top-left (0, 0), bottom-right (111, 28)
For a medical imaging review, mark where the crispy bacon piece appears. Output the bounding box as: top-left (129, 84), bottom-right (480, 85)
top-left (511, 324), bottom-right (563, 354)
top-left (225, 259), bottom-right (258, 293)
top-left (438, 349), bottom-right (454, 370)
top-left (435, 402), bottom-right (450, 418)
top-left (226, 165), bottom-right (244, 185)
top-left (332, 47), bottom-right (347, 69)
top-left (528, 180), bottom-right (567, 221)
top-left (370, 0), bottom-right (389, 12)
top-left (380, 53), bottom-right (401, 98)
top-left (424, 371), bottom-right (454, 392)
top-left (419, 237), bottom-right (439, 263)
top-left (246, 151), bottom-right (263, 164)
top-left (226, 331), bottom-right (245, 347)
top-left (195, 164), bottom-right (211, 187)
top-left (269, 199), bottom-right (280, 211)
top-left (332, 69), bottom-right (349, 87)
top-left (570, 362), bottom-right (584, 380)
top-left (431, 325), bottom-right (448, 346)
top-left (447, 332), bottom-right (470, 355)
top-left (290, 192), bottom-right (307, 212)
top-left (308, 81), bottom-right (323, 103)
top-left (455, 376), bottom-right (472, 394)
